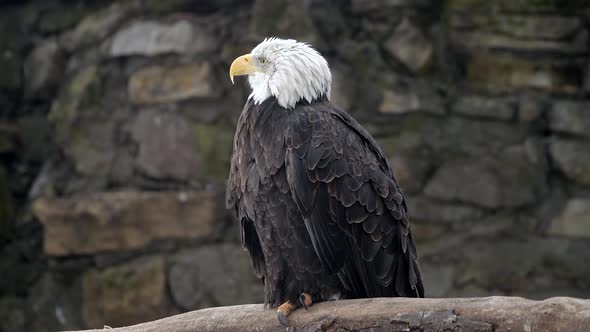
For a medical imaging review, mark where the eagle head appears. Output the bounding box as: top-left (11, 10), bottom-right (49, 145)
top-left (229, 38), bottom-right (332, 109)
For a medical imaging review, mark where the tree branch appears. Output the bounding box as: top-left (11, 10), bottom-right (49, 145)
top-left (66, 296), bottom-right (590, 332)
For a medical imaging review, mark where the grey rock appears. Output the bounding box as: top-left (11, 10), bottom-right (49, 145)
top-left (379, 114), bottom-right (527, 165)
top-left (250, 0), bottom-right (322, 48)
top-left (109, 21), bottom-right (216, 57)
top-left (424, 161), bottom-right (499, 208)
top-left (493, 15), bottom-right (583, 41)
top-left (378, 133), bottom-right (435, 194)
top-left (168, 244), bottom-right (263, 310)
top-left (0, 297), bottom-right (27, 332)
top-left (387, 153), bottom-right (432, 193)
top-left (411, 223), bottom-right (450, 243)
top-left (33, 191), bottom-right (225, 255)
top-left (379, 79), bottom-right (443, 114)
top-left (82, 256), bottom-right (170, 328)
top-left (0, 6), bottom-right (27, 91)
top-left (131, 110), bottom-right (201, 181)
top-left (419, 264), bottom-right (454, 298)
top-left (28, 273), bottom-right (84, 331)
top-left (452, 236), bottom-right (571, 293)
top-left (0, 233), bottom-right (44, 295)
top-left (451, 29), bottom-right (588, 55)
top-left (406, 195), bottom-right (485, 223)
top-left (109, 147), bottom-right (135, 186)
top-left (424, 145), bottom-right (546, 208)
top-left (548, 198), bottom-right (590, 238)
top-left (128, 63), bottom-right (220, 104)
top-left (66, 121), bottom-right (116, 178)
top-left (48, 65), bottom-right (99, 145)
top-left (466, 52), bottom-right (582, 93)
top-left (17, 115), bottom-right (54, 162)
top-left (330, 65), bottom-right (355, 110)
top-left (24, 39), bottom-right (64, 99)
top-left (549, 138), bottom-right (590, 185)
top-left (0, 124), bottom-right (16, 154)
top-left (351, 0), bottom-right (433, 12)
top-left (60, 2), bottom-right (135, 52)
top-left (518, 94), bottom-right (549, 123)
top-left (385, 19), bottom-right (433, 72)
top-left (452, 96), bottom-right (515, 120)
top-left (432, 117), bottom-right (526, 158)
top-left (191, 122), bottom-right (235, 179)
top-left (549, 100), bottom-right (590, 138)
top-left (37, 2), bottom-right (96, 34)
top-left (0, 50), bottom-right (22, 90)
top-left (450, 14), bottom-right (584, 41)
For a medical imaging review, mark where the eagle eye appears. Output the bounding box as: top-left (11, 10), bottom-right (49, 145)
top-left (260, 57), bottom-right (267, 64)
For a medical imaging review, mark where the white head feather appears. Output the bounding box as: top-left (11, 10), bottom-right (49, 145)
top-left (247, 38), bottom-right (332, 109)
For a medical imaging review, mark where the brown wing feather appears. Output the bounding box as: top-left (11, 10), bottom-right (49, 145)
top-left (285, 100), bottom-right (424, 298)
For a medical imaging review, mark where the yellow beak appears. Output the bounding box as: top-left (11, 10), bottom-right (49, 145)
top-left (229, 54), bottom-right (258, 84)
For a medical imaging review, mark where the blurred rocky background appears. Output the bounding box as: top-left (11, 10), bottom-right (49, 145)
top-left (1, 0), bottom-right (590, 330)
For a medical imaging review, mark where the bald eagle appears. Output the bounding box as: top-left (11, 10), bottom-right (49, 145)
top-left (226, 38), bottom-right (424, 325)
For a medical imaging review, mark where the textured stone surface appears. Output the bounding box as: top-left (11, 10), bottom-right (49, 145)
top-left (250, 0), bottom-right (320, 46)
top-left (0, 52), bottom-right (22, 90)
top-left (109, 21), bottom-right (216, 57)
top-left (28, 273), bottom-right (84, 331)
top-left (66, 121), bottom-right (116, 178)
top-left (518, 94), bottom-right (548, 123)
top-left (168, 244), bottom-right (263, 310)
top-left (493, 15), bottom-right (583, 40)
top-left (454, 237), bottom-right (557, 291)
top-left (452, 30), bottom-right (588, 54)
top-left (424, 146), bottom-right (545, 208)
top-left (386, 153), bottom-right (432, 193)
top-left (420, 264), bottom-right (454, 297)
top-left (0, 228), bottom-right (44, 296)
top-left (48, 65), bottom-right (99, 145)
top-left (24, 39), bottom-right (63, 98)
top-left (3, 1), bottom-right (590, 331)
top-left (32, 191), bottom-right (225, 255)
top-left (379, 88), bottom-right (443, 115)
top-left (330, 66), bottom-right (355, 110)
top-left (379, 78), bottom-right (444, 115)
top-left (191, 122), bottom-right (235, 179)
top-left (0, 297), bottom-right (27, 332)
top-left (549, 138), bottom-right (590, 185)
top-left (411, 115), bottom-right (526, 158)
top-left (16, 115), bottom-right (54, 162)
top-left (385, 19), bottom-right (433, 72)
top-left (548, 199), bottom-right (590, 238)
top-left (549, 100), bottom-right (590, 137)
top-left (60, 2), bottom-right (134, 52)
top-left (466, 53), bottom-right (581, 92)
top-left (82, 256), bottom-right (168, 328)
top-left (451, 96), bottom-right (515, 120)
top-left (131, 110), bottom-right (200, 181)
top-left (128, 63), bottom-right (220, 104)
top-left (407, 196), bottom-right (484, 223)
top-left (351, 0), bottom-right (433, 12)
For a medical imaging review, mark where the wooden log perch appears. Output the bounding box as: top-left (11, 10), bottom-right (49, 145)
top-left (66, 296), bottom-right (590, 332)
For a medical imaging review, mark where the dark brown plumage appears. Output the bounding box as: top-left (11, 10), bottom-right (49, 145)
top-left (226, 95), bottom-right (424, 308)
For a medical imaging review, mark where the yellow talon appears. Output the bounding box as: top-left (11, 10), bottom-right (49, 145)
top-left (276, 301), bottom-right (298, 326)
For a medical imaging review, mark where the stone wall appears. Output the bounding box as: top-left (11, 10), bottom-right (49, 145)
top-left (1, 0), bottom-right (589, 331)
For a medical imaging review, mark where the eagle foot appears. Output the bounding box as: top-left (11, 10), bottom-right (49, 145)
top-left (276, 292), bottom-right (313, 326)
top-left (299, 292), bottom-right (312, 311)
top-left (276, 301), bottom-right (297, 326)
